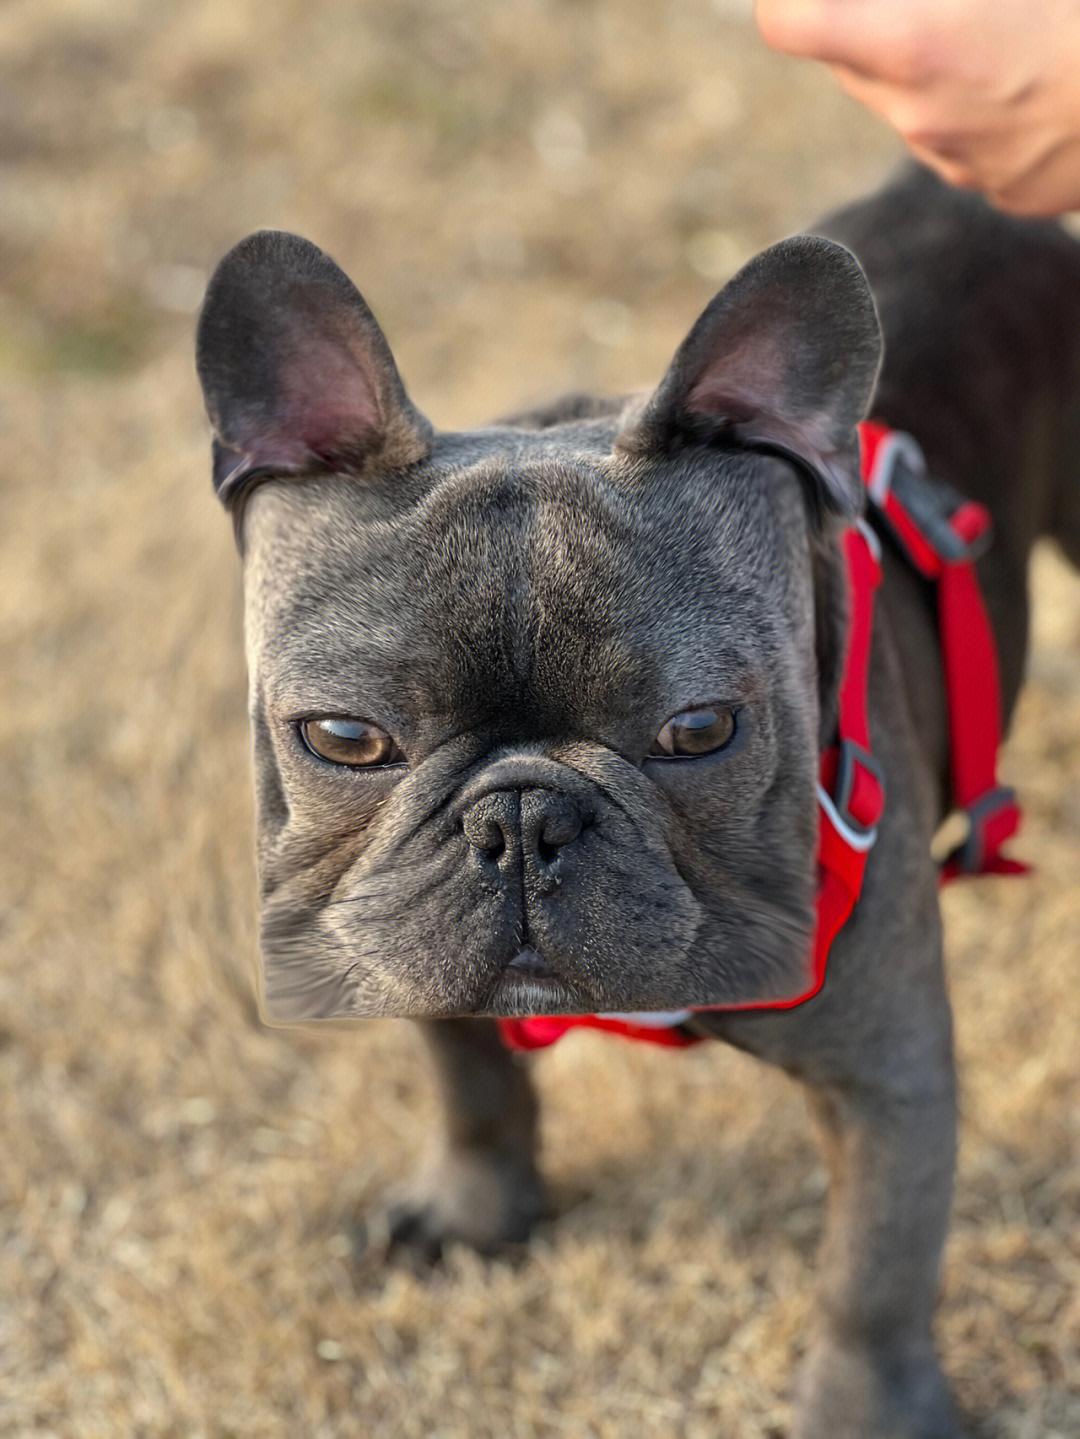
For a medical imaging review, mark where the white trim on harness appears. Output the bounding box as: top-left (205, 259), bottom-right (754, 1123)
top-left (864, 429), bottom-right (926, 505)
top-left (817, 781), bottom-right (879, 852)
top-left (597, 1009), bottom-right (695, 1027)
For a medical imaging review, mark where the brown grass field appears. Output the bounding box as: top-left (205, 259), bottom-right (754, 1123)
top-left (3, 1), bottom-right (1080, 1434)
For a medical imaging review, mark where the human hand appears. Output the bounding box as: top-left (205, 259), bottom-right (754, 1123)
top-left (755, 0), bottom-right (1080, 215)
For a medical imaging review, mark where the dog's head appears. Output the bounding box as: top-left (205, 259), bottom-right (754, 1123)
top-left (196, 231), bottom-right (880, 1021)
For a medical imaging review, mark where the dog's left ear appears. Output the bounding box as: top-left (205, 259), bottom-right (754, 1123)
top-left (617, 236), bottom-right (881, 519)
top-left (196, 231), bottom-right (431, 513)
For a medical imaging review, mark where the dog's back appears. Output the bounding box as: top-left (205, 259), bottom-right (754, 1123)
top-left (823, 165), bottom-right (1080, 557)
top-left (817, 166), bottom-right (1080, 785)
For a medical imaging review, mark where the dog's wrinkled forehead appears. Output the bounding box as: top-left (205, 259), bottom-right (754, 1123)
top-left (199, 229), bottom-right (883, 744)
top-left (242, 435), bottom-right (799, 739)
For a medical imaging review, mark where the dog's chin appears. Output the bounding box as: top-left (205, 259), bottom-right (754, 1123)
top-left (476, 950), bottom-right (590, 1018)
top-left (478, 976), bottom-right (585, 1017)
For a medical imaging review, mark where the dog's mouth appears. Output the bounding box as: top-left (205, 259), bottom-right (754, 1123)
top-left (479, 947), bottom-right (584, 1017)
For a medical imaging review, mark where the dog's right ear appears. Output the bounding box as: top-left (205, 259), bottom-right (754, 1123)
top-left (615, 236), bottom-right (881, 522)
top-left (196, 231), bottom-right (431, 512)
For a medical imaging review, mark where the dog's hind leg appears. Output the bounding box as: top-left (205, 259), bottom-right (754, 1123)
top-left (382, 1018), bottom-right (545, 1261)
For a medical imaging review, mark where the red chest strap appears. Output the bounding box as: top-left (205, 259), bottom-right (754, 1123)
top-left (859, 422), bottom-right (1025, 880)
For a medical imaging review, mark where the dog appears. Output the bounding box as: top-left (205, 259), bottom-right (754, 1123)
top-left (196, 165), bottom-right (1080, 1437)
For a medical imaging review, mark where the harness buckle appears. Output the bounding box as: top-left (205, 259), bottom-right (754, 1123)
top-left (944, 785), bottom-right (1023, 875)
top-left (819, 739), bottom-right (886, 852)
top-left (867, 430), bottom-right (993, 568)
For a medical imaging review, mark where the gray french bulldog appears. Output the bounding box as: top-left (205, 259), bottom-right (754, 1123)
top-left (196, 165), bottom-right (1080, 1438)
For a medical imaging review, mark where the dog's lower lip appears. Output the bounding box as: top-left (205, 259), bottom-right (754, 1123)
top-left (479, 950), bottom-right (585, 1016)
top-left (505, 947), bottom-right (558, 981)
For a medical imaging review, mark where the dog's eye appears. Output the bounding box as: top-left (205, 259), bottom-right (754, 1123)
top-left (649, 705), bottom-right (736, 759)
top-left (299, 717), bottom-right (405, 768)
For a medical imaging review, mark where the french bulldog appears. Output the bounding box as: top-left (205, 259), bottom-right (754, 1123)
top-left (196, 165), bottom-right (1080, 1437)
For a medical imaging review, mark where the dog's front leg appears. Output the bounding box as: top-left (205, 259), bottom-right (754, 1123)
top-left (384, 1018), bottom-right (545, 1260)
top-left (795, 1060), bottom-right (959, 1439)
top-left (717, 897), bottom-right (960, 1438)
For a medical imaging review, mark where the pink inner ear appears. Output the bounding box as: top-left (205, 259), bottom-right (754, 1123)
top-left (284, 322), bottom-right (384, 453)
top-left (683, 382), bottom-right (756, 427)
top-left (247, 324), bottom-right (385, 468)
top-left (683, 333), bottom-right (834, 460)
top-left (281, 371), bottom-right (382, 460)
top-left (683, 334), bottom-right (786, 424)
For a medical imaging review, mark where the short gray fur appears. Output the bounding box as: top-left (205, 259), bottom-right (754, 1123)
top-left (196, 165), bottom-right (1080, 1437)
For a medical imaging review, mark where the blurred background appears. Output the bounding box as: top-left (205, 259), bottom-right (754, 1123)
top-left (2, 1), bottom-right (1079, 1434)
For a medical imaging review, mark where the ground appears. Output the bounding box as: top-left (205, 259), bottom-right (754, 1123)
top-left (2, 1), bottom-right (1079, 1435)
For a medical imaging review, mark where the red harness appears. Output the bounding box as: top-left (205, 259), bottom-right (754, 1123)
top-left (498, 425), bottom-right (1024, 1052)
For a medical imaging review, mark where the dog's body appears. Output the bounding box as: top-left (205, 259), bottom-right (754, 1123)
top-left (197, 167), bottom-right (1080, 1437)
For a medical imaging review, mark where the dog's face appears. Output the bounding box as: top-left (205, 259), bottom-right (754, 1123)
top-left (196, 232), bottom-right (880, 1021)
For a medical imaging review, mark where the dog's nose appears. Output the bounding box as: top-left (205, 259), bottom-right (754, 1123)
top-left (460, 788), bottom-right (588, 865)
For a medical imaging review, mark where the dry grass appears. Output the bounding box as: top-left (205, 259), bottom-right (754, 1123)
top-left (2, 2), bottom-right (1079, 1434)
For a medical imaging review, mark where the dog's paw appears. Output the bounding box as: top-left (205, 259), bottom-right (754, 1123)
top-left (795, 1339), bottom-right (961, 1439)
top-left (378, 1147), bottom-right (547, 1265)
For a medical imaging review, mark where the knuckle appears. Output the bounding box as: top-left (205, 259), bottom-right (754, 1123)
top-left (881, 19), bottom-right (942, 86)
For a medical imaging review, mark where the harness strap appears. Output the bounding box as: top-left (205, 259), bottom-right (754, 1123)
top-left (497, 1010), bottom-right (701, 1050)
top-left (718, 520), bottom-right (885, 1015)
top-left (859, 422), bottom-right (1026, 879)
